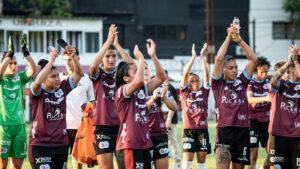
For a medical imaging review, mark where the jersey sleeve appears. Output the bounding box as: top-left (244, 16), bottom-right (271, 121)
top-left (269, 79), bottom-right (285, 95)
top-left (90, 67), bottom-right (102, 82)
top-left (179, 85), bottom-right (189, 100)
top-left (211, 74), bottom-right (223, 91)
top-left (240, 70), bottom-right (252, 87)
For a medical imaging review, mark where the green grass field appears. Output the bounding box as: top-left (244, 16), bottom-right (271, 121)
top-left (15, 120), bottom-right (266, 168)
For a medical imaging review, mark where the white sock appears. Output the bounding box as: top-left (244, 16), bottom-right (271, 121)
top-left (197, 163), bottom-right (205, 169)
top-left (182, 161), bottom-right (192, 169)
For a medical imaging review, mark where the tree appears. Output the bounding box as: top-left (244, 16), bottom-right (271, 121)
top-left (8, 0), bottom-right (72, 18)
top-left (283, 0), bottom-right (300, 44)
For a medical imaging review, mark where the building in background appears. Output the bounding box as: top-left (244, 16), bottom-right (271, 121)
top-left (249, 0), bottom-right (300, 67)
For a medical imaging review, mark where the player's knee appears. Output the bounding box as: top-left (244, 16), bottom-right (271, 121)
top-left (197, 154), bottom-right (206, 163)
top-left (216, 147), bottom-right (230, 164)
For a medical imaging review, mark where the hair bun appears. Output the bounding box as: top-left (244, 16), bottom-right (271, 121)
top-left (38, 59), bottom-right (49, 68)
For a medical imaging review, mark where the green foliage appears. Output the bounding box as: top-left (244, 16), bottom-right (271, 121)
top-left (283, 0), bottom-right (300, 20)
top-left (7, 0), bottom-right (72, 18)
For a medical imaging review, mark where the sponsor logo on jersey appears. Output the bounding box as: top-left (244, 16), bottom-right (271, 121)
top-left (35, 157), bottom-right (52, 164)
top-left (234, 79), bottom-right (242, 87)
top-left (196, 91), bottom-right (202, 96)
top-left (135, 162), bottom-right (144, 169)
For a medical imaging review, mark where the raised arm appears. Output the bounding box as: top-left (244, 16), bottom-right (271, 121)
top-left (270, 56), bottom-right (291, 89)
top-left (113, 34), bottom-right (134, 63)
top-left (24, 56), bottom-right (36, 79)
top-left (290, 45), bottom-right (300, 78)
top-left (146, 39), bottom-right (167, 93)
top-left (0, 57), bottom-right (11, 82)
top-left (213, 28), bottom-right (232, 78)
top-left (22, 34), bottom-right (36, 79)
top-left (0, 36), bottom-right (15, 81)
top-left (90, 24), bottom-right (117, 78)
top-left (233, 27), bottom-right (258, 77)
top-left (32, 50), bottom-right (59, 94)
top-left (66, 46), bottom-right (83, 87)
top-left (124, 45), bottom-right (145, 96)
top-left (146, 88), bottom-right (158, 109)
top-left (200, 43), bottom-right (209, 87)
top-left (180, 44), bottom-right (196, 88)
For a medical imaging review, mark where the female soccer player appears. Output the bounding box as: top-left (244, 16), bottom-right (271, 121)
top-left (269, 45), bottom-right (300, 169)
top-left (28, 46), bottom-right (83, 169)
top-left (180, 43), bottom-right (210, 169)
top-left (89, 24), bottom-right (133, 169)
top-left (0, 35), bottom-right (36, 169)
top-left (114, 39), bottom-right (167, 169)
top-left (212, 24), bottom-right (257, 169)
top-left (144, 65), bottom-right (177, 168)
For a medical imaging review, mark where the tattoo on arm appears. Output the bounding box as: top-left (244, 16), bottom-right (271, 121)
top-left (216, 146), bottom-right (230, 164)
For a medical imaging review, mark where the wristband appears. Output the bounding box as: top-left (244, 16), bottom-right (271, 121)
top-left (166, 118), bottom-right (171, 121)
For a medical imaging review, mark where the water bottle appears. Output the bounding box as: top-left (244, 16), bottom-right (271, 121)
top-left (157, 87), bottom-right (162, 97)
top-left (232, 16), bottom-right (240, 41)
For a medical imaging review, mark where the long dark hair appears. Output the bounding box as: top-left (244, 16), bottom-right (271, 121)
top-left (115, 61), bottom-right (134, 91)
top-left (38, 59), bottom-right (56, 72)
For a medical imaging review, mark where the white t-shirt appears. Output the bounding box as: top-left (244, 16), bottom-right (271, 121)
top-left (60, 72), bottom-right (95, 129)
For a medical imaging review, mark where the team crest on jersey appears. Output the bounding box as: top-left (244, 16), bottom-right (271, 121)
top-left (234, 79), bottom-right (242, 87)
top-left (263, 84), bottom-right (269, 90)
top-left (54, 89), bottom-right (64, 98)
top-left (295, 85), bottom-right (300, 91)
top-left (196, 91), bottom-right (202, 96)
top-left (12, 76), bottom-right (20, 82)
top-left (137, 90), bottom-right (145, 99)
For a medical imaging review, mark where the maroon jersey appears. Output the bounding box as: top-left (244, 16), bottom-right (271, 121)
top-left (212, 70), bottom-right (251, 127)
top-left (29, 77), bottom-right (74, 147)
top-left (115, 84), bottom-right (152, 150)
top-left (269, 80), bottom-right (300, 138)
top-left (147, 89), bottom-right (174, 136)
top-left (247, 77), bottom-right (271, 122)
top-left (91, 67), bottom-right (119, 126)
top-left (180, 86), bottom-right (209, 129)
